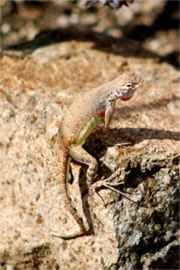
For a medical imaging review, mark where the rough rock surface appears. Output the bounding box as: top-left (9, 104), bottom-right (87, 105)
top-left (0, 34), bottom-right (179, 270)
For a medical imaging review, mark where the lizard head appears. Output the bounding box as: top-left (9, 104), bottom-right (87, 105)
top-left (109, 72), bottom-right (143, 102)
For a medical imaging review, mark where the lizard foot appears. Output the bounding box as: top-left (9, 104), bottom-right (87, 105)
top-left (100, 182), bottom-right (138, 204)
top-left (92, 167), bottom-right (139, 205)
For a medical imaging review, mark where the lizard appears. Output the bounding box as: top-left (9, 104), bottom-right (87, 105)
top-left (53, 72), bottom-right (142, 239)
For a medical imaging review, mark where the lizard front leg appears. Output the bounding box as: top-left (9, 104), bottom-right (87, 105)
top-left (104, 102), bottom-right (115, 145)
top-left (69, 145), bottom-right (98, 183)
top-left (104, 102), bottom-right (115, 129)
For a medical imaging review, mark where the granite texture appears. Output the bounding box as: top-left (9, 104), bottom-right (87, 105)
top-left (0, 36), bottom-right (179, 269)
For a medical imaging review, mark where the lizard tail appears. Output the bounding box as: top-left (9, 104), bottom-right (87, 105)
top-left (57, 144), bottom-right (87, 239)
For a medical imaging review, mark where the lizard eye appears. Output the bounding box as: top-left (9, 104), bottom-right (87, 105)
top-left (126, 83), bottom-right (132, 88)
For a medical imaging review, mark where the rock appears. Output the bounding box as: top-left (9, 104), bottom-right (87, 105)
top-left (0, 35), bottom-right (179, 269)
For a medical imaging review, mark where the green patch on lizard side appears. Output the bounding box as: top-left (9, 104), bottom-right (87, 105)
top-left (75, 115), bottom-right (102, 146)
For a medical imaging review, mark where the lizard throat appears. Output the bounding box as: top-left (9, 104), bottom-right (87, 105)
top-left (98, 110), bottom-right (105, 118)
top-left (121, 96), bottom-right (132, 101)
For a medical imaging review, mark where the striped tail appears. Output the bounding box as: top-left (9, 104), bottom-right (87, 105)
top-left (54, 143), bottom-right (87, 239)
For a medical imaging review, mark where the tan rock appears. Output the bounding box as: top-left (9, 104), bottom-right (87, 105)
top-left (0, 38), bottom-right (179, 269)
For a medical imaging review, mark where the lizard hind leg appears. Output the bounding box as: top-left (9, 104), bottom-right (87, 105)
top-left (69, 145), bottom-right (98, 184)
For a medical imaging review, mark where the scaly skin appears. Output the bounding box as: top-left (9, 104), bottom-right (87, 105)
top-left (53, 72), bottom-right (142, 239)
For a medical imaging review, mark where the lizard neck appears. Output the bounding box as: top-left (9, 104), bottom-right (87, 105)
top-left (94, 80), bottom-right (121, 111)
